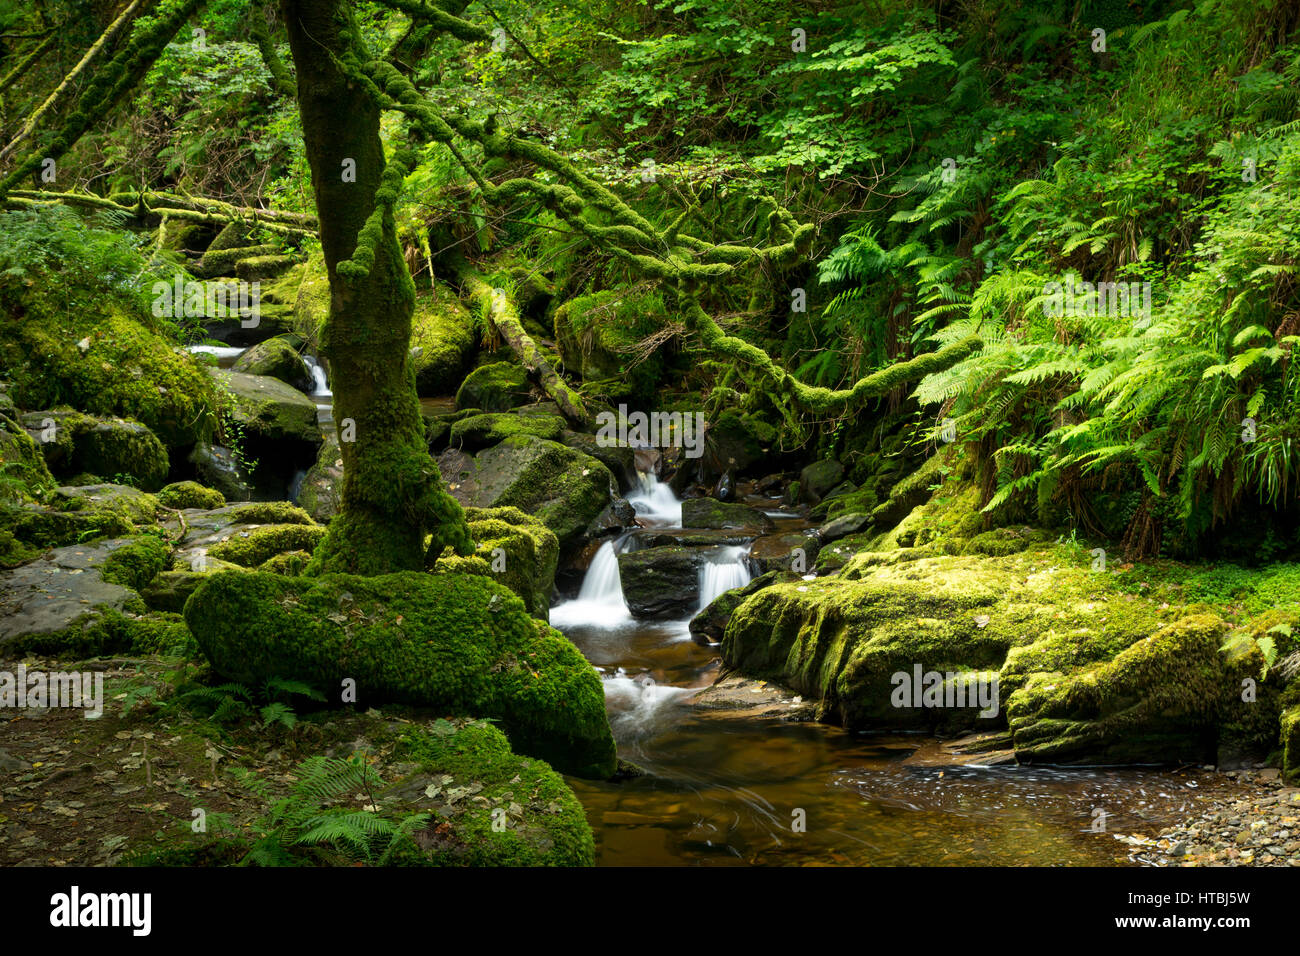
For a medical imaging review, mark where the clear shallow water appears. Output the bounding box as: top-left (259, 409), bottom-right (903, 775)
top-left (554, 475), bottom-right (1224, 866)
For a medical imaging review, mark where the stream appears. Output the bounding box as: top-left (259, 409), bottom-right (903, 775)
top-left (192, 342), bottom-right (1231, 866)
top-left (552, 474), bottom-right (1230, 867)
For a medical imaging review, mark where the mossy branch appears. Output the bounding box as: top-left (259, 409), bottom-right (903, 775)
top-left (454, 263), bottom-right (591, 429)
top-left (685, 297), bottom-right (982, 412)
top-left (0, 0), bottom-right (209, 197)
top-left (249, 6), bottom-right (296, 98)
top-left (5, 188), bottom-right (318, 235)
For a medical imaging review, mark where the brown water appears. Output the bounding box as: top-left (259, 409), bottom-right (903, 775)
top-left (555, 486), bottom-right (1225, 867)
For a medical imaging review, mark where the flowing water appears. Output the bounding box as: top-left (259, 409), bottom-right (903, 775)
top-left (552, 474), bottom-right (1229, 866)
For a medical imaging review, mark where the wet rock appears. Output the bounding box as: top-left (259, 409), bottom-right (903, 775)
top-left (295, 435), bottom-right (342, 523)
top-left (747, 530), bottom-right (821, 574)
top-left (821, 512), bottom-right (873, 543)
top-left (617, 546), bottom-right (705, 618)
top-left (187, 442), bottom-right (253, 502)
top-left (799, 459), bottom-right (844, 503)
top-left (680, 498), bottom-right (774, 533)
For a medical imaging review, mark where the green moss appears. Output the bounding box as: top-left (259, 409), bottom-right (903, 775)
top-left (450, 506), bottom-right (560, 618)
top-left (230, 336), bottom-right (311, 390)
top-left (0, 528), bottom-right (39, 568)
top-left (183, 571), bottom-right (617, 778)
top-left (258, 549), bottom-right (312, 575)
top-left (1006, 614), bottom-right (1227, 763)
top-left (226, 501), bottom-right (316, 525)
top-left (0, 304), bottom-right (217, 448)
top-left (101, 535), bottom-right (170, 591)
top-left (0, 411), bottom-right (55, 501)
top-left (450, 412), bottom-right (566, 450)
top-left (157, 481), bottom-right (226, 510)
top-left (410, 288), bottom-right (477, 396)
top-left (1282, 697), bottom-right (1300, 784)
top-left (390, 719), bottom-right (594, 866)
top-left (552, 289), bottom-right (666, 400)
top-left (208, 524), bottom-right (327, 567)
top-left (455, 362), bottom-right (532, 412)
top-left (7, 607), bottom-right (190, 658)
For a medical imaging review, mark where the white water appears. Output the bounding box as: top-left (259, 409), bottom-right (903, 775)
top-left (303, 354), bottom-right (332, 397)
top-left (699, 545), bottom-right (752, 609)
top-left (186, 344), bottom-right (244, 361)
top-left (549, 540), bottom-right (632, 629)
top-left (627, 471), bottom-right (680, 525)
top-left (551, 474), bottom-right (756, 733)
top-left (603, 668), bottom-right (694, 738)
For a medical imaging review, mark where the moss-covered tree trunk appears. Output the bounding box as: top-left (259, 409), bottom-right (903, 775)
top-left (282, 0), bottom-right (469, 574)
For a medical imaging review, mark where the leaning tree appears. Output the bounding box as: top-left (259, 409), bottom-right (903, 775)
top-left (0, 0), bottom-right (980, 575)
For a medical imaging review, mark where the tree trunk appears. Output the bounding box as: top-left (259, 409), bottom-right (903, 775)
top-left (281, 0), bottom-right (469, 574)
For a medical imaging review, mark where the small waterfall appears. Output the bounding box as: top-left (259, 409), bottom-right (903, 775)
top-left (698, 545), bottom-right (752, 609)
top-left (627, 471), bottom-right (680, 525)
top-left (548, 540), bottom-right (632, 629)
top-left (303, 355), bottom-right (332, 397)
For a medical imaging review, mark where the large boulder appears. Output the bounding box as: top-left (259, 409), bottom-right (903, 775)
top-left (411, 289), bottom-right (477, 396)
top-left (680, 497), bottom-right (774, 533)
top-left (22, 410), bottom-right (169, 491)
top-left (552, 289), bottom-right (666, 400)
top-left (455, 362), bottom-right (532, 412)
top-left (207, 368), bottom-right (320, 444)
top-left (617, 545), bottom-right (704, 618)
top-left (799, 458), bottom-right (845, 503)
top-left (450, 412), bottom-right (566, 451)
top-left (747, 530), bottom-right (820, 574)
top-left (231, 336), bottom-right (312, 393)
top-left (438, 436), bottom-right (615, 555)
top-left (184, 570), bottom-right (617, 778)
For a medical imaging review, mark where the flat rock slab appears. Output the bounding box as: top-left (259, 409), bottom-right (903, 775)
top-left (0, 539), bottom-right (140, 645)
top-left (689, 676), bottom-right (816, 722)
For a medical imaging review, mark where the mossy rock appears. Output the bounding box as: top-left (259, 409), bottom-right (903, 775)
top-left (0, 411), bottom-right (54, 501)
top-left (235, 255), bottom-right (296, 282)
top-left (258, 549), bottom-right (312, 575)
top-left (100, 534), bottom-right (170, 591)
top-left (142, 567), bottom-right (241, 613)
top-left (411, 289), bottom-right (477, 396)
top-left (187, 442), bottom-right (253, 502)
top-left (617, 545), bottom-right (704, 618)
top-left (231, 336), bottom-right (312, 393)
top-left (455, 362), bottom-right (532, 413)
top-left (748, 531), bottom-right (820, 574)
top-left (21, 410), bottom-right (169, 491)
top-left (386, 719), bottom-right (594, 865)
top-left (561, 430), bottom-right (638, 493)
top-left (450, 412), bottom-right (566, 451)
top-left (438, 436), bottom-right (614, 556)
top-left (207, 523), bottom-right (326, 567)
top-left (157, 481), bottom-right (226, 510)
top-left (799, 459), bottom-right (845, 503)
top-left (680, 498), bottom-right (774, 532)
top-left (51, 483), bottom-right (159, 525)
top-left (1005, 614), bottom-right (1229, 763)
top-left (183, 570), bottom-right (617, 778)
top-left (552, 289), bottom-right (665, 400)
top-left (1282, 698), bottom-right (1300, 784)
top-left (207, 368), bottom-right (321, 444)
top-left (296, 435), bottom-right (342, 523)
top-left (0, 303), bottom-right (217, 448)
top-left (455, 506), bottom-right (559, 619)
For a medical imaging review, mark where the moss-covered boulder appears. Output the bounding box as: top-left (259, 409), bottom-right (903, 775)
top-left (680, 498), bottom-right (774, 532)
top-left (800, 459), bottom-right (845, 503)
top-left (411, 289), bottom-right (477, 396)
top-left (21, 410), bottom-right (169, 491)
top-left (184, 571), bottom-right (617, 778)
top-left (552, 289), bottom-right (666, 400)
top-left (207, 523), bottom-right (326, 567)
top-left (208, 368), bottom-right (320, 444)
top-left (0, 411), bottom-right (54, 501)
top-left (186, 442), bottom-right (254, 502)
top-left (459, 506), bottom-right (559, 618)
top-left (1006, 615), bottom-right (1227, 763)
top-left (1283, 698), bottom-right (1300, 784)
top-left (455, 362), bottom-right (532, 412)
top-left (157, 480), bottom-right (226, 510)
top-left (0, 308), bottom-right (217, 449)
top-left (562, 430), bottom-right (638, 493)
top-left (231, 336), bottom-right (312, 393)
top-left (450, 412), bottom-right (566, 450)
top-left (296, 435), bottom-right (342, 523)
top-left (438, 436), bottom-right (615, 556)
